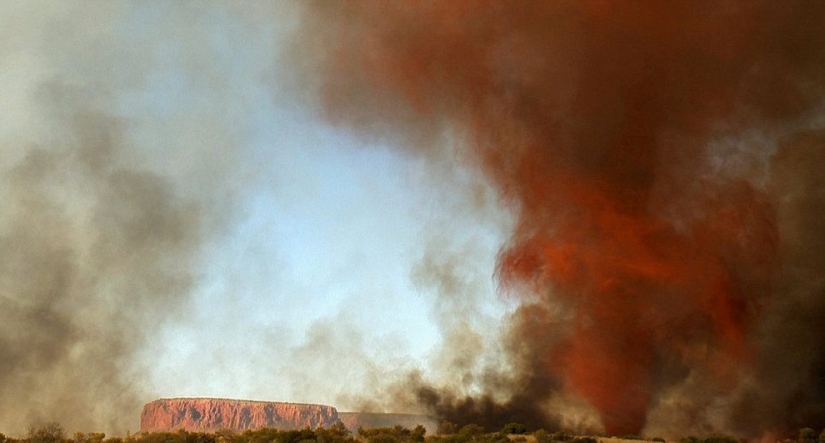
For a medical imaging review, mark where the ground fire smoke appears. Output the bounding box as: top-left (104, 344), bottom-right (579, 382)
top-left (0, 88), bottom-right (202, 434)
top-left (0, 3), bottom-right (252, 435)
top-left (296, 1), bottom-right (825, 437)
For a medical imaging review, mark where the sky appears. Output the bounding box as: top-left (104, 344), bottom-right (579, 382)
top-left (3, 1), bottom-right (825, 440)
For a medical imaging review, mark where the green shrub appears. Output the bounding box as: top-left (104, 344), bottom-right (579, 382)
top-left (437, 422), bottom-right (458, 436)
top-left (28, 423), bottom-right (67, 443)
top-left (702, 434), bottom-right (740, 443)
top-left (501, 424), bottom-right (527, 436)
top-left (410, 426), bottom-right (425, 443)
top-left (459, 425), bottom-right (485, 439)
top-left (534, 430), bottom-right (550, 443)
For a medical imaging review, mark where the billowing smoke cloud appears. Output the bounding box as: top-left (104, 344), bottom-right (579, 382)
top-left (0, 2), bottom-right (274, 435)
top-left (294, 1), bottom-right (825, 437)
top-left (0, 87), bottom-right (200, 433)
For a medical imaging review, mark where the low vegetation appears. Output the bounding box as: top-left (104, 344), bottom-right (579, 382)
top-left (5, 422), bottom-right (825, 443)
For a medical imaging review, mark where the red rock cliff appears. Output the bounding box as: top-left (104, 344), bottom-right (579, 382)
top-left (140, 398), bottom-right (340, 432)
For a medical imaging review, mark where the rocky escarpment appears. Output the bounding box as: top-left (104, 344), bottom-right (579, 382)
top-left (140, 398), bottom-right (340, 432)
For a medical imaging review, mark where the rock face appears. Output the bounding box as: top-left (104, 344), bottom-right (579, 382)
top-left (140, 398), bottom-right (340, 432)
top-left (337, 412), bottom-right (439, 435)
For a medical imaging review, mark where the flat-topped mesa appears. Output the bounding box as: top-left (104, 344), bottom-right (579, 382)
top-left (140, 398), bottom-right (340, 432)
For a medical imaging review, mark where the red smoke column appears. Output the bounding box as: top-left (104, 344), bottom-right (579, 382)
top-left (300, 1), bottom-right (823, 435)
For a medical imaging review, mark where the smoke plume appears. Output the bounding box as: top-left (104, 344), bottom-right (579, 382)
top-left (0, 2), bottom-right (267, 435)
top-left (295, 1), bottom-right (825, 437)
top-left (0, 88), bottom-right (200, 434)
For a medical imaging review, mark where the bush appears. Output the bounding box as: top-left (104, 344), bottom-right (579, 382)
top-left (702, 434), bottom-right (740, 443)
top-left (501, 424), bottom-right (527, 436)
top-left (367, 435), bottom-right (398, 443)
top-left (315, 423), bottom-right (350, 443)
top-left (28, 423), bottom-right (66, 443)
top-left (459, 425), bottom-right (485, 438)
top-left (410, 426), bottom-right (425, 443)
top-left (276, 429), bottom-right (316, 443)
top-left (799, 429), bottom-right (817, 443)
top-left (437, 422), bottom-right (458, 436)
top-left (534, 430), bottom-right (550, 443)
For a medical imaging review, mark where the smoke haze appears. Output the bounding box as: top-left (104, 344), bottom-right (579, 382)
top-left (295, 0), bottom-right (825, 438)
top-left (1, 1), bottom-right (507, 436)
top-left (0, 1), bottom-right (269, 435)
top-left (4, 2), bottom-right (825, 440)
top-left (0, 89), bottom-right (200, 432)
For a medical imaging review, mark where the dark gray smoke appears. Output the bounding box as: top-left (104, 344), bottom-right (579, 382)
top-left (0, 85), bottom-right (201, 434)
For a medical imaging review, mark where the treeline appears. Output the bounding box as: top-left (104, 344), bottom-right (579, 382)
top-left (0, 422), bottom-right (559, 443)
top-left (5, 422), bottom-right (825, 443)
top-left (0, 422), bottom-right (565, 443)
